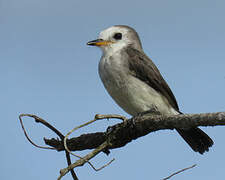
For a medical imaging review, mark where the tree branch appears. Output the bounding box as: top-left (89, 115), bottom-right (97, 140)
top-left (45, 111), bottom-right (225, 152)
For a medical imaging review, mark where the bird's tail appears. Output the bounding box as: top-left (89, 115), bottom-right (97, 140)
top-left (176, 128), bottom-right (214, 154)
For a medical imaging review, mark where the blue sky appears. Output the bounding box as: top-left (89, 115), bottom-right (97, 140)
top-left (1, 0), bottom-right (225, 179)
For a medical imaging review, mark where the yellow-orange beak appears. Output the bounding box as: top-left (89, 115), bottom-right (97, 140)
top-left (87, 39), bottom-right (113, 46)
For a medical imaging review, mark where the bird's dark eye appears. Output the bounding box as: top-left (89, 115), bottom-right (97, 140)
top-left (113, 33), bottom-right (122, 40)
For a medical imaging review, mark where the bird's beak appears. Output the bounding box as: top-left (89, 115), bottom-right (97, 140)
top-left (87, 39), bottom-right (113, 46)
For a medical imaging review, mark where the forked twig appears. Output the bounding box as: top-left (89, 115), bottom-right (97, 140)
top-left (89, 158), bottom-right (115, 171)
top-left (19, 114), bottom-right (78, 180)
top-left (19, 114), bottom-right (57, 150)
top-left (59, 114), bottom-right (127, 179)
top-left (64, 145), bottom-right (115, 172)
top-left (63, 114), bottom-right (126, 173)
top-left (63, 113), bottom-right (127, 153)
top-left (58, 141), bottom-right (109, 180)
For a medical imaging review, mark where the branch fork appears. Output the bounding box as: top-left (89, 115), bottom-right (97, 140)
top-left (19, 111), bottom-right (225, 179)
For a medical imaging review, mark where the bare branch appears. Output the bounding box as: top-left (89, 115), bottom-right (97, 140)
top-left (19, 114), bottom-right (79, 180)
top-left (63, 114), bottom-right (125, 171)
top-left (58, 142), bottom-right (108, 180)
top-left (46, 111), bottom-right (225, 152)
top-left (19, 114), bottom-right (56, 150)
top-left (162, 164), bottom-right (197, 180)
top-left (20, 111), bottom-right (225, 179)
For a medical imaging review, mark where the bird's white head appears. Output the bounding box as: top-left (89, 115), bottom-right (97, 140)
top-left (87, 25), bottom-right (142, 54)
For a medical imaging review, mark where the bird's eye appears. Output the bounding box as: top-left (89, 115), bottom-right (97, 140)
top-left (113, 33), bottom-right (122, 40)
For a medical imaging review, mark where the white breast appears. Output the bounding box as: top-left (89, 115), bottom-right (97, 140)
top-left (98, 51), bottom-right (178, 116)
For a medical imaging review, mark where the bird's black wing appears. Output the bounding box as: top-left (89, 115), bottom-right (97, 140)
top-left (126, 47), bottom-right (179, 111)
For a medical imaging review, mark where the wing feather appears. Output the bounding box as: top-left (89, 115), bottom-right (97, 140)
top-left (126, 47), bottom-right (179, 111)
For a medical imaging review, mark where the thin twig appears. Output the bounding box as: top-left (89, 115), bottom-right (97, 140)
top-left (162, 164), bottom-right (197, 180)
top-left (63, 113), bottom-right (127, 153)
top-left (58, 141), bottom-right (109, 180)
top-left (63, 114), bottom-right (123, 172)
top-left (65, 151), bottom-right (78, 180)
top-left (94, 114), bottom-right (127, 122)
top-left (19, 114), bottom-right (78, 180)
top-left (59, 114), bottom-right (126, 179)
top-left (93, 158), bottom-right (115, 171)
top-left (65, 147), bottom-right (114, 172)
top-left (19, 114), bottom-right (56, 150)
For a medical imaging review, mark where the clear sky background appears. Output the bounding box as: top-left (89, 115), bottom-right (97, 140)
top-left (1, 0), bottom-right (225, 179)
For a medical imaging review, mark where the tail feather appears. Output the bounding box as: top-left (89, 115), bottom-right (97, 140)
top-left (176, 128), bottom-right (214, 154)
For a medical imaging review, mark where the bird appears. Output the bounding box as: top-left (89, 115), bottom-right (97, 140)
top-left (87, 25), bottom-right (213, 154)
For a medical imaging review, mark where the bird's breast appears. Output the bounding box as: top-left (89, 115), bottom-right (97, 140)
top-left (99, 53), bottom-right (129, 91)
top-left (98, 53), bottom-right (177, 116)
